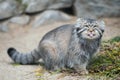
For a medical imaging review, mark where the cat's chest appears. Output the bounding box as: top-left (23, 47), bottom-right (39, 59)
top-left (81, 43), bottom-right (99, 56)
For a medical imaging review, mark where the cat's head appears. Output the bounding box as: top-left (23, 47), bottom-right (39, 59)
top-left (75, 18), bottom-right (105, 40)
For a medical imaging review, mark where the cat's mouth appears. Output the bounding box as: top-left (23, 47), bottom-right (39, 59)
top-left (85, 33), bottom-right (99, 40)
top-left (83, 29), bottom-right (100, 40)
top-left (87, 33), bottom-right (96, 38)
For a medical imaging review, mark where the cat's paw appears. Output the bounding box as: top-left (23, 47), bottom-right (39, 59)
top-left (76, 69), bottom-right (89, 75)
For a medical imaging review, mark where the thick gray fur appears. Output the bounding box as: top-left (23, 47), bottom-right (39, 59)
top-left (7, 18), bottom-right (105, 74)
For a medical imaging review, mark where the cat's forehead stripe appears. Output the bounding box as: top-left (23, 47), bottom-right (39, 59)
top-left (75, 18), bottom-right (100, 28)
top-left (82, 21), bottom-right (97, 25)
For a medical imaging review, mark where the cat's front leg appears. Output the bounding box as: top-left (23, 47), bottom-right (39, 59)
top-left (74, 62), bottom-right (88, 75)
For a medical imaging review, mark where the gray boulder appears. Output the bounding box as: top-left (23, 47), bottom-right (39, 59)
top-left (10, 15), bottom-right (30, 25)
top-left (33, 10), bottom-right (71, 27)
top-left (22, 0), bottom-right (73, 13)
top-left (0, 22), bottom-right (9, 32)
top-left (74, 0), bottom-right (120, 18)
top-left (0, 0), bottom-right (21, 20)
top-left (47, 0), bottom-right (73, 9)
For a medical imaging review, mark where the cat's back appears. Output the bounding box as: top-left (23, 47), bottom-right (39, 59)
top-left (40, 24), bottom-right (74, 52)
top-left (40, 24), bottom-right (74, 42)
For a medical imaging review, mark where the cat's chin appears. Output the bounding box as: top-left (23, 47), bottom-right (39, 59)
top-left (83, 37), bottom-right (98, 40)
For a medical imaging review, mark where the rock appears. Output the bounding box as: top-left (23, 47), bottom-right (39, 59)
top-left (10, 15), bottom-right (30, 25)
top-left (32, 10), bottom-right (71, 28)
top-left (22, 0), bottom-right (73, 13)
top-left (22, 0), bottom-right (47, 13)
top-left (74, 0), bottom-right (120, 18)
top-left (0, 0), bottom-right (21, 20)
top-left (47, 0), bottom-right (73, 9)
top-left (0, 22), bottom-right (9, 32)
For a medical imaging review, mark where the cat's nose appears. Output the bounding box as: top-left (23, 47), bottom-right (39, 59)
top-left (87, 33), bottom-right (96, 37)
top-left (88, 29), bottom-right (94, 33)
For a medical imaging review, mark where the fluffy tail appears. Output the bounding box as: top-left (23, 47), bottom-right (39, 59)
top-left (7, 47), bottom-right (41, 64)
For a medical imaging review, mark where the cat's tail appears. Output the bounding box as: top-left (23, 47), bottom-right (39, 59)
top-left (7, 47), bottom-right (41, 64)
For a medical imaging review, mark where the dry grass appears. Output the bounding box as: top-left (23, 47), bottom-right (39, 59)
top-left (88, 36), bottom-right (120, 79)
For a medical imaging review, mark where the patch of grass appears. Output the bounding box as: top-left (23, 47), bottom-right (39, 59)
top-left (37, 78), bottom-right (45, 80)
top-left (88, 36), bottom-right (120, 79)
top-left (109, 36), bottom-right (120, 43)
top-left (34, 67), bottom-right (45, 77)
top-left (12, 63), bottom-right (20, 66)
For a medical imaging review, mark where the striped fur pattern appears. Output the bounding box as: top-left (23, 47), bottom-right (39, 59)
top-left (7, 18), bottom-right (105, 74)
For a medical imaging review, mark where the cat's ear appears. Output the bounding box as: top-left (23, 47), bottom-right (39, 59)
top-left (75, 18), bottom-right (84, 28)
top-left (77, 18), bottom-right (84, 22)
top-left (98, 20), bottom-right (105, 32)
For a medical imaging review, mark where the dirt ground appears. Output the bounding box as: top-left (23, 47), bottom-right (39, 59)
top-left (0, 17), bottom-right (120, 80)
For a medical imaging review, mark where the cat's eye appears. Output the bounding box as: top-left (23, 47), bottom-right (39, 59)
top-left (85, 25), bottom-right (89, 27)
top-left (94, 25), bottom-right (98, 27)
top-left (84, 25), bottom-right (89, 28)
